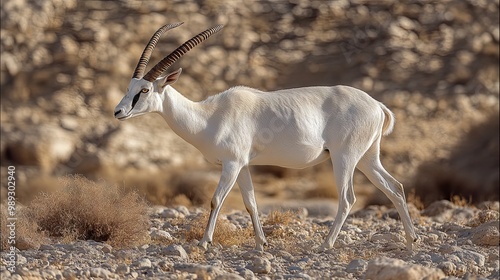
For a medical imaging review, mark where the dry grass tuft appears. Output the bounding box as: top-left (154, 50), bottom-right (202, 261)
top-left (183, 211), bottom-right (252, 247)
top-left (407, 189), bottom-right (425, 211)
top-left (2, 175), bottom-right (150, 249)
top-left (262, 210), bottom-right (327, 253)
top-left (450, 195), bottom-right (473, 208)
top-left (336, 245), bottom-right (380, 264)
top-left (264, 210), bottom-right (296, 227)
top-left (263, 210), bottom-right (301, 250)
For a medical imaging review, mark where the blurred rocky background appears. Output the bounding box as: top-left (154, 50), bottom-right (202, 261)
top-left (1, 0), bottom-right (498, 211)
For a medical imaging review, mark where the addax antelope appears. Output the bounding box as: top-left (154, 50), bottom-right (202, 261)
top-left (114, 23), bottom-right (418, 251)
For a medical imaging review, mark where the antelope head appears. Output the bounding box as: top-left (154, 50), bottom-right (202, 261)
top-left (114, 22), bottom-right (224, 120)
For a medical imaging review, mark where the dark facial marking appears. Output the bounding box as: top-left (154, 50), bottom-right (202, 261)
top-left (131, 92), bottom-right (141, 109)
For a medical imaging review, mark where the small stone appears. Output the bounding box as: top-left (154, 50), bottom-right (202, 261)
top-left (452, 250), bottom-right (485, 267)
top-left (236, 268), bottom-right (255, 279)
top-left (437, 261), bottom-right (456, 275)
top-left (422, 200), bottom-right (455, 217)
top-left (215, 273), bottom-right (245, 280)
top-left (161, 208), bottom-right (184, 219)
top-left (115, 264), bottom-right (130, 275)
top-left (102, 244), bottom-right (113, 253)
top-left (151, 229), bottom-right (173, 242)
top-left (248, 257), bottom-right (272, 274)
top-left (471, 221), bottom-right (500, 246)
top-left (174, 263), bottom-right (224, 278)
top-left (242, 250), bottom-right (273, 260)
top-left (176, 205), bottom-right (190, 216)
top-left (346, 259), bottom-right (368, 274)
top-left (133, 258), bottom-right (152, 269)
top-left (60, 116), bottom-right (79, 131)
top-left (370, 233), bottom-right (405, 244)
top-left (365, 257), bottom-right (445, 280)
top-left (62, 270), bottom-right (76, 279)
top-left (90, 268), bottom-right (113, 278)
top-left (162, 244), bottom-right (188, 259)
top-left (158, 260), bottom-right (173, 271)
top-left (40, 244), bottom-right (55, 251)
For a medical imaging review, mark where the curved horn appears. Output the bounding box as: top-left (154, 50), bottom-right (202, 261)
top-left (143, 24), bottom-right (224, 82)
top-left (132, 22), bottom-right (184, 79)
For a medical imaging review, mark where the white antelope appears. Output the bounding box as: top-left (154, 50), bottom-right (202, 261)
top-left (114, 23), bottom-right (418, 251)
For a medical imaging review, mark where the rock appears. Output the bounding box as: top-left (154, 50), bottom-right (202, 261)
top-left (115, 264), bottom-right (130, 275)
top-left (60, 116), bottom-right (79, 131)
top-left (247, 257), bottom-right (272, 274)
top-left (451, 250), bottom-right (486, 267)
top-left (242, 250), bottom-right (274, 261)
top-left (470, 221), bottom-right (500, 246)
top-left (346, 259), bottom-right (368, 274)
top-left (90, 268), bottom-right (114, 279)
top-left (437, 261), bottom-right (456, 276)
top-left (3, 53), bottom-right (20, 75)
top-left (174, 263), bottom-right (224, 278)
top-left (39, 244), bottom-right (55, 251)
top-left (215, 273), bottom-right (246, 280)
top-left (176, 205), bottom-right (190, 216)
top-left (102, 244), bottom-right (113, 253)
top-left (365, 257), bottom-right (445, 280)
top-left (150, 229), bottom-right (173, 242)
top-left (370, 233), bottom-right (406, 244)
top-left (5, 124), bottom-right (75, 172)
top-left (161, 208), bottom-right (184, 219)
top-left (62, 270), bottom-right (76, 279)
top-left (133, 258), bottom-right (152, 269)
top-left (162, 244), bottom-right (188, 259)
top-left (422, 200), bottom-right (455, 217)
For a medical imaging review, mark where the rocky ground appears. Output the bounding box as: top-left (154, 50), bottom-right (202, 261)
top-left (1, 0), bottom-right (499, 207)
top-left (1, 200), bottom-right (499, 279)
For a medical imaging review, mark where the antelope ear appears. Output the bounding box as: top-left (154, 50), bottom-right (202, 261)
top-left (159, 68), bottom-right (182, 88)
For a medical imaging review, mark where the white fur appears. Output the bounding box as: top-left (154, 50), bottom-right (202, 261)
top-left (114, 71), bottom-right (418, 251)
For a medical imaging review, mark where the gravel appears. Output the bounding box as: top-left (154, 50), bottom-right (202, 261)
top-left (1, 201), bottom-right (498, 279)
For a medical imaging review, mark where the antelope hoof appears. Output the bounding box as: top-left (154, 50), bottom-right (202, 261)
top-left (255, 242), bottom-right (268, 252)
top-left (198, 240), bottom-right (211, 250)
top-left (316, 242), bottom-right (332, 253)
top-left (406, 234), bottom-right (420, 252)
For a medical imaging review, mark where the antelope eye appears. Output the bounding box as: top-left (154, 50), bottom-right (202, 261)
top-left (140, 88), bottom-right (149, 93)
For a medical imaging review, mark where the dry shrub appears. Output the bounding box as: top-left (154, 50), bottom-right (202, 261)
top-left (450, 194), bottom-right (472, 207)
top-left (336, 245), bottom-right (379, 264)
top-left (182, 211), bottom-right (252, 247)
top-left (262, 210), bottom-right (324, 253)
top-left (407, 189), bottom-right (425, 211)
top-left (11, 175), bottom-right (149, 249)
top-left (1, 205), bottom-right (48, 250)
top-left (263, 210), bottom-right (298, 246)
top-left (264, 210), bottom-right (296, 227)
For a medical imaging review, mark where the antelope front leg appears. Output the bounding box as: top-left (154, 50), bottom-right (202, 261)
top-left (237, 166), bottom-right (267, 251)
top-left (199, 161), bottom-right (242, 250)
